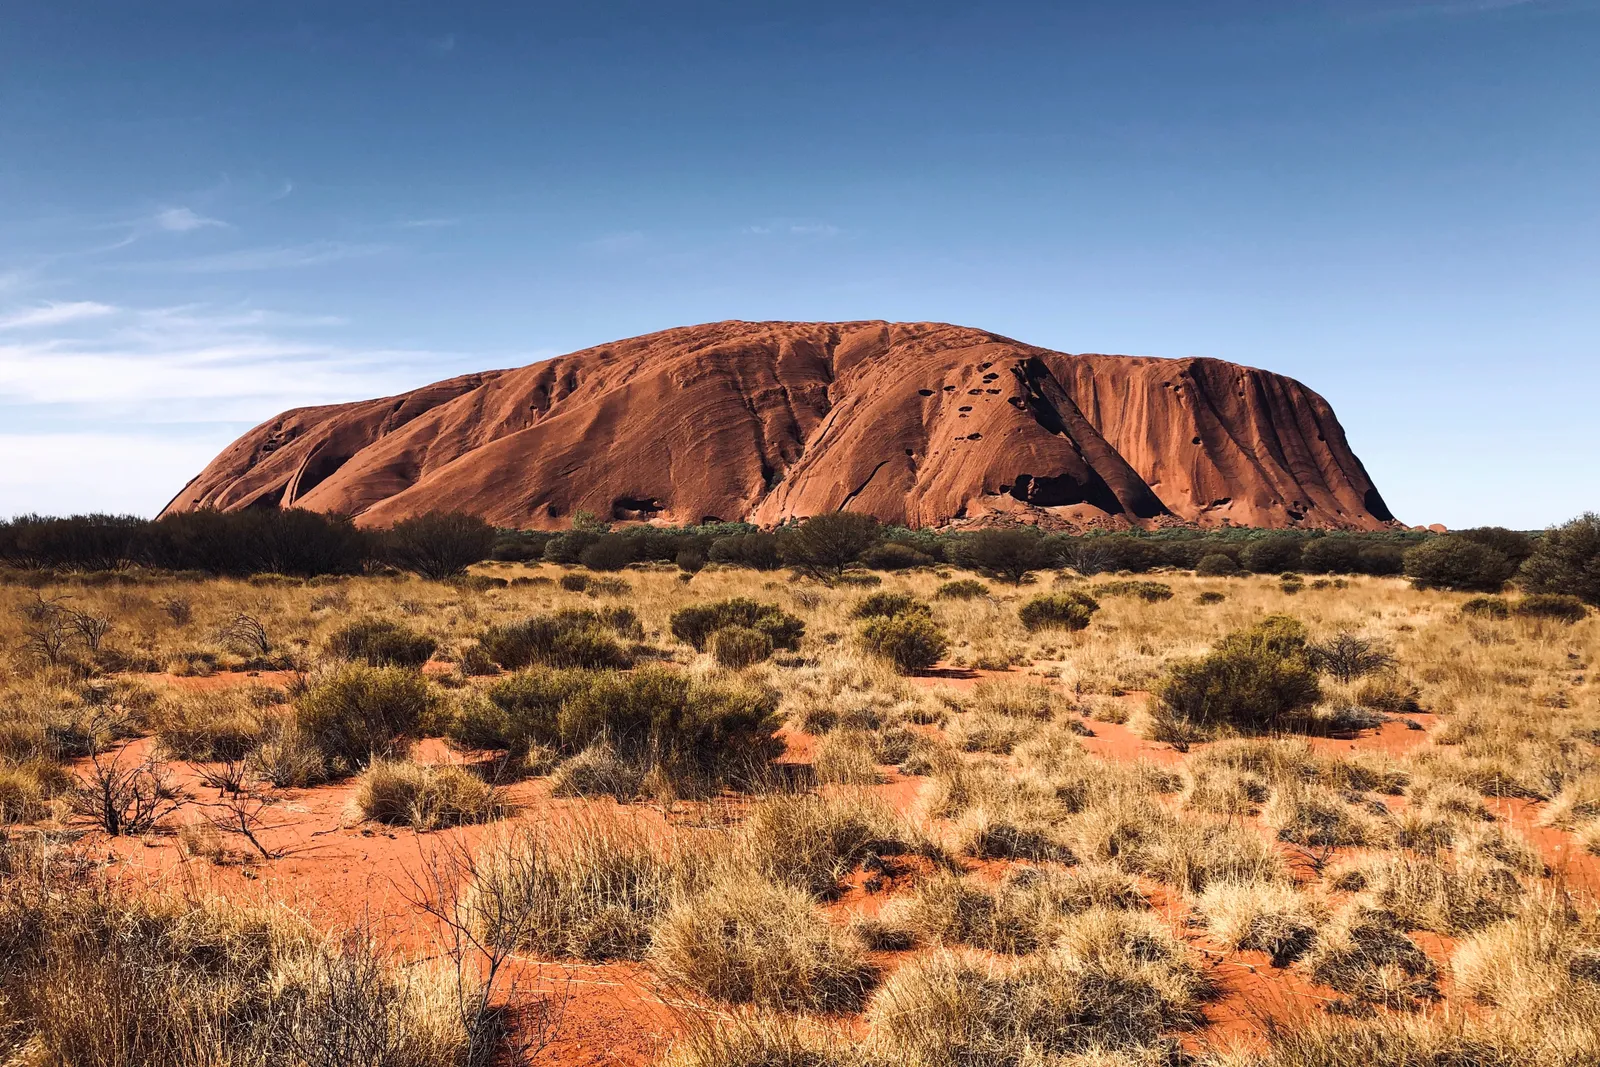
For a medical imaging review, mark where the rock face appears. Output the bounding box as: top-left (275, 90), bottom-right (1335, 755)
top-left (162, 321), bottom-right (1395, 531)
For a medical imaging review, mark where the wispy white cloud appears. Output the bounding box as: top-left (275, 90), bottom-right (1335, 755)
top-left (154, 206), bottom-right (227, 232)
top-left (431, 33), bottom-right (458, 52)
top-left (397, 217), bottom-right (459, 229)
top-left (584, 231), bottom-right (647, 254)
top-left (0, 301), bottom-right (119, 330)
top-left (744, 221), bottom-right (844, 238)
top-left (128, 240), bottom-right (391, 273)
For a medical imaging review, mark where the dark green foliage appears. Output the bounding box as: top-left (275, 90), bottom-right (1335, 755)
top-left (669, 598), bottom-right (805, 651)
top-left (708, 532), bottom-right (783, 570)
top-left (1195, 553), bottom-right (1242, 577)
top-left (1300, 536), bottom-right (1366, 575)
top-left (1240, 537), bottom-right (1305, 574)
top-left (461, 666), bottom-right (781, 780)
top-left (1357, 543), bottom-right (1406, 576)
top-left (479, 609), bottom-right (638, 670)
top-left (956, 528), bottom-right (1053, 584)
top-left (1519, 512), bottom-right (1600, 607)
top-left (1512, 594), bottom-right (1588, 624)
top-left (151, 509), bottom-right (370, 577)
top-left (325, 618), bottom-right (437, 669)
top-left (1404, 535), bottom-right (1516, 592)
top-left (857, 542), bottom-right (935, 571)
top-left (1455, 526), bottom-right (1536, 568)
top-left (1462, 596), bottom-right (1511, 620)
top-left (578, 534), bottom-right (638, 572)
top-left (776, 512), bottom-right (880, 580)
top-left (558, 573), bottom-right (589, 592)
top-left (1195, 591), bottom-right (1228, 605)
top-left (489, 530), bottom-right (553, 562)
top-left (295, 665), bottom-right (431, 773)
top-left (541, 529), bottom-right (602, 565)
top-left (0, 513), bottom-right (149, 571)
top-left (710, 626), bottom-right (773, 668)
top-left (935, 579), bottom-right (989, 600)
top-left (1095, 580), bottom-right (1173, 602)
top-left (379, 511), bottom-right (496, 579)
top-left (849, 591), bottom-right (930, 620)
top-left (1154, 616), bottom-right (1322, 732)
top-left (1017, 591), bottom-right (1100, 632)
top-left (859, 613), bottom-right (948, 674)
top-left (675, 548), bottom-right (706, 573)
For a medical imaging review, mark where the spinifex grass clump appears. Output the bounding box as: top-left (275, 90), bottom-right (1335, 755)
top-left (479, 608), bottom-right (639, 669)
top-left (1018, 592), bottom-right (1100, 632)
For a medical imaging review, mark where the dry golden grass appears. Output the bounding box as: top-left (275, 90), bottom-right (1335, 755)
top-left (0, 557), bottom-right (1597, 1065)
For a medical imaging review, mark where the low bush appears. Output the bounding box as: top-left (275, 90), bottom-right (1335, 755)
top-left (1152, 616), bottom-right (1322, 733)
top-left (710, 626), bottom-right (773, 668)
top-left (350, 760), bottom-right (505, 828)
top-left (1194, 590), bottom-right (1227, 605)
top-left (1306, 631), bottom-right (1396, 683)
top-left (1519, 512), bottom-right (1600, 606)
top-left (479, 610), bottom-right (635, 670)
top-left (456, 666), bottom-right (780, 790)
top-left (294, 664), bottom-right (431, 774)
top-left (325, 618), bottom-right (437, 668)
top-left (1195, 553), bottom-right (1241, 577)
top-left (857, 542), bottom-right (934, 571)
top-left (858, 613), bottom-right (948, 674)
top-left (1462, 596), bottom-right (1511, 619)
top-left (670, 598), bottom-right (805, 652)
top-left (1017, 592), bottom-right (1100, 632)
top-left (935, 578), bottom-right (988, 600)
top-left (1404, 535), bottom-right (1516, 593)
top-left (1096, 580), bottom-right (1173, 602)
top-left (1512, 593), bottom-right (1588, 624)
top-left (849, 591), bottom-right (929, 620)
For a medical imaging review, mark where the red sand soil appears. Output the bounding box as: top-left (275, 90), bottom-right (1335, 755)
top-left (75, 667), bottom-right (1594, 1064)
top-left (161, 320), bottom-right (1394, 532)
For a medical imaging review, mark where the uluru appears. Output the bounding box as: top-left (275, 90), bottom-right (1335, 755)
top-left (161, 320), bottom-right (1396, 531)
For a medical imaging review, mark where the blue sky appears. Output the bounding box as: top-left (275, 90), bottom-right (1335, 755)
top-left (1, 0), bottom-right (1595, 527)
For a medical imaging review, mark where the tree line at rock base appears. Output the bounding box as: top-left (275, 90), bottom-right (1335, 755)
top-left (1, 508), bottom-right (1595, 606)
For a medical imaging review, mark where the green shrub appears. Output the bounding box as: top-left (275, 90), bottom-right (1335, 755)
top-left (1194, 591), bottom-right (1227, 605)
top-left (857, 542), bottom-right (934, 571)
top-left (1195, 553), bottom-right (1241, 577)
top-left (1096, 580), bottom-right (1173, 602)
top-left (669, 598), bottom-right (805, 651)
top-left (849, 591), bottom-right (929, 620)
top-left (1462, 596), bottom-right (1511, 620)
top-left (1513, 594), bottom-right (1588, 624)
top-left (295, 664), bottom-right (432, 774)
top-left (325, 618), bottom-right (437, 668)
top-left (1404, 535), bottom-right (1516, 592)
top-left (1017, 592), bottom-right (1100, 632)
top-left (479, 610), bottom-right (635, 669)
top-left (450, 667), bottom-right (590, 759)
top-left (935, 579), bottom-right (988, 600)
top-left (1519, 512), bottom-right (1600, 606)
top-left (776, 512), bottom-right (880, 581)
top-left (578, 534), bottom-right (637, 572)
top-left (859, 614), bottom-right (948, 674)
top-left (956, 528), bottom-right (1053, 584)
top-left (558, 572), bottom-right (589, 592)
top-left (378, 510), bottom-right (495, 579)
top-left (1240, 536), bottom-right (1305, 574)
top-left (1153, 616), bottom-right (1322, 732)
top-left (459, 666), bottom-right (780, 785)
top-left (710, 626), bottom-right (773, 669)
